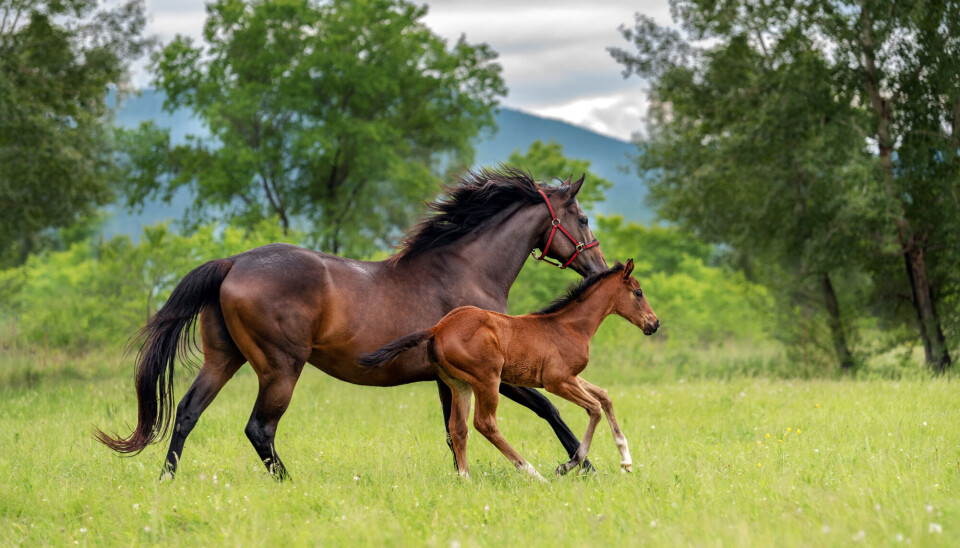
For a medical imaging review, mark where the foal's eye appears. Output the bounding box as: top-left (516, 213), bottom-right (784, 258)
top-left (634, 289), bottom-right (644, 299)
top-left (578, 217), bottom-right (588, 227)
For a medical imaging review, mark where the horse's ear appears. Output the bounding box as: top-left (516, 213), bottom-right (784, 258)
top-left (623, 259), bottom-right (634, 278)
top-left (570, 174), bottom-right (585, 197)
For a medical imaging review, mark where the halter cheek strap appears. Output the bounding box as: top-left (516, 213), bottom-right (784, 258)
top-left (531, 189), bottom-right (600, 269)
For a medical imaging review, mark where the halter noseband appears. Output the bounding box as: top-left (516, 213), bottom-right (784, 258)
top-left (531, 188), bottom-right (600, 269)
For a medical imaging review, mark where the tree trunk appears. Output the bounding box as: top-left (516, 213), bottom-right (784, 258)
top-left (902, 243), bottom-right (951, 373)
top-left (820, 272), bottom-right (855, 370)
top-left (858, 4), bottom-right (952, 372)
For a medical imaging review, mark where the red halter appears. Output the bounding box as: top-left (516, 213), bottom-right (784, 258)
top-left (531, 189), bottom-right (600, 269)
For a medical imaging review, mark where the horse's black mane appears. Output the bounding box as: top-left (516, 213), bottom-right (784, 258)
top-left (393, 166), bottom-right (571, 261)
top-left (532, 262), bottom-right (626, 315)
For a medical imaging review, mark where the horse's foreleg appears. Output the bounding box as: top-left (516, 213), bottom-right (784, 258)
top-left (498, 384), bottom-right (594, 472)
top-left (543, 378), bottom-right (602, 476)
top-left (436, 380), bottom-right (457, 470)
top-left (579, 378), bottom-right (632, 472)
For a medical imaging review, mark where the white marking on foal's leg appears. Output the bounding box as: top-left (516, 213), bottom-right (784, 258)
top-left (517, 462), bottom-right (547, 482)
top-left (616, 435), bottom-right (633, 472)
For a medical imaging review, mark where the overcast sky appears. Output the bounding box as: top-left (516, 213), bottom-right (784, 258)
top-left (137, 0), bottom-right (673, 141)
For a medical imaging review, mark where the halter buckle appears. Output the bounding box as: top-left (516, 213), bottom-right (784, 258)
top-left (551, 218), bottom-right (561, 227)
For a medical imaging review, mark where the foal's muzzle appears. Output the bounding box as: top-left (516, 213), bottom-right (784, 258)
top-left (643, 319), bottom-right (660, 336)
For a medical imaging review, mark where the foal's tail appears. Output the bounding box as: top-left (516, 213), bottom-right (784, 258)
top-left (359, 331), bottom-right (434, 368)
top-left (95, 259), bottom-right (234, 454)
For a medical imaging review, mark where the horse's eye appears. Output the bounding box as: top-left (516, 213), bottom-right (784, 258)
top-left (578, 217), bottom-right (588, 227)
top-left (634, 289), bottom-right (643, 299)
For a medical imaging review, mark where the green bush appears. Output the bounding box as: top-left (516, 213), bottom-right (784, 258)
top-left (0, 221), bottom-right (292, 349)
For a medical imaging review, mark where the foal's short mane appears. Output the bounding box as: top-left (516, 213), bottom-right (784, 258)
top-left (392, 166), bottom-right (571, 262)
top-left (532, 262), bottom-right (626, 315)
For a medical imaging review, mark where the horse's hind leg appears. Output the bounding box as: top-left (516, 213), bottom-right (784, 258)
top-left (240, 343), bottom-right (306, 481)
top-left (162, 309), bottom-right (246, 480)
top-left (579, 378), bottom-right (632, 472)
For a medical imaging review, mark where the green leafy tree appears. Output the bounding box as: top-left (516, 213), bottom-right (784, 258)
top-left (506, 140), bottom-right (612, 209)
top-left (611, 6), bottom-right (879, 369)
top-left (119, 0), bottom-right (505, 256)
top-left (611, 1), bottom-right (960, 371)
top-left (0, 220), bottom-right (291, 348)
top-left (0, 0), bottom-right (151, 265)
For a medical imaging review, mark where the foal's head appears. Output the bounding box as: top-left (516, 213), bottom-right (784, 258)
top-left (608, 259), bottom-right (660, 335)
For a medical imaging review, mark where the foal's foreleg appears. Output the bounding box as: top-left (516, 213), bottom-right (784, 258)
top-left (579, 379), bottom-right (632, 472)
top-left (498, 384), bottom-right (593, 471)
top-left (543, 377), bottom-right (603, 476)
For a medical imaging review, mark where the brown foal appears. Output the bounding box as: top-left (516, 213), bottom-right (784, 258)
top-left (361, 259), bottom-right (659, 480)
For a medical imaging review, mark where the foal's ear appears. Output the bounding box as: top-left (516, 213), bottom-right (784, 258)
top-left (569, 173), bottom-right (585, 197)
top-left (623, 258), bottom-right (635, 278)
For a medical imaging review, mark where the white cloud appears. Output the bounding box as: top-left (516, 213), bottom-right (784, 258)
top-left (529, 88), bottom-right (649, 141)
top-left (134, 0), bottom-right (671, 137)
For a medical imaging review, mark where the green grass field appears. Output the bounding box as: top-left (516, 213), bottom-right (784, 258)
top-left (1, 343), bottom-right (958, 546)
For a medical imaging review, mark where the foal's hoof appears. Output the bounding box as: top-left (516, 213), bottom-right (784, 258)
top-left (621, 463), bottom-right (633, 473)
top-left (555, 460), bottom-right (578, 476)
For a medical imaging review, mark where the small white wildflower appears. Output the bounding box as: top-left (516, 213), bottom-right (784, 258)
top-left (926, 505), bottom-right (934, 513)
top-left (896, 533), bottom-right (904, 542)
top-left (853, 530), bottom-right (866, 542)
top-left (133, 503), bottom-right (139, 510)
top-left (650, 520), bottom-right (657, 527)
top-left (80, 528), bottom-right (87, 533)
top-left (144, 526), bottom-right (151, 532)
top-left (451, 541), bottom-right (461, 548)
top-left (651, 425), bottom-right (656, 430)
top-left (484, 505), bottom-right (489, 512)
top-left (929, 523), bottom-right (942, 534)
top-left (814, 448), bottom-right (819, 453)
top-left (821, 524), bottom-right (831, 534)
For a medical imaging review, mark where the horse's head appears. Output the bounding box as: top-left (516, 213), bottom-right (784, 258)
top-left (533, 174), bottom-right (608, 277)
top-left (610, 259), bottom-right (659, 335)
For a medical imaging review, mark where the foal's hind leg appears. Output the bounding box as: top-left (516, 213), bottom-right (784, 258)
top-left (543, 376), bottom-right (603, 476)
top-left (161, 309), bottom-right (246, 480)
top-left (473, 380), bottom-right (546, 482)
top-left (579, 379), bottom-right (632, 472)
top-left (439, 372), bottom-right (472, 479)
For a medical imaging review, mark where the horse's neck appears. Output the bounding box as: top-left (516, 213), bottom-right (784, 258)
top-left (426, 204), bottom-right (547, 303)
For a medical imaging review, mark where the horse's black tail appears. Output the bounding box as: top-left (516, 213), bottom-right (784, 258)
top-left (359, 331), bottom-right (434, 368)
top-left (95, 259), bottom-right (234, 454)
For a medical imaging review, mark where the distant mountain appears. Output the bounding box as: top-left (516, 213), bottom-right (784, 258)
top-left (102, 90), bottom-right (651, 239)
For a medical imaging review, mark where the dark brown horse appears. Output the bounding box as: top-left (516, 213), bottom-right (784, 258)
top-left (360, 260), bottom-right (658, 480)
top-left (96, 168), bottom-right (607, 480)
